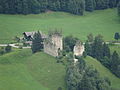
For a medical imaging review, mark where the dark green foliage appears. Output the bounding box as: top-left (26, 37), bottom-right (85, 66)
top-left (114, 32), bottom-right (120, 41)
top-left (87, 33), bottom-right (94, 42)
top-left (0, 47), bottom-right (5, 55)
top-left (85, 0), bottom-right (95, 12)
top-left (67, 0), bottom-right (85, 15)
top-left (0, 0), bottom-right (118, 15)
top-left (102, 43), bottom-right (111, 58)
top-left (85, 34), bottom-right (120, 78)
top-left (57, 87), bottom-right (62, 90)
top-left (64, 35), bottom-right (79, 52)
top-left (118, 2), bottom-right (120, 17)
top-left (101, 56), bottom-right (110, 68)
top-left (5, 45), bottom-right (12, 53)
top-left (95, 0), bottom-right (109, 10)
top-left (110, 51), bottom-right (120, 78)
top-left (31, 31), bottom-right (43, 53)
top-left (85, 40), bottom-right (92, 56)
top-left (14, 36), bottom-right (20, 43)
top-left (0, 0), bottom-right (85, 15)
top-left (91, 35), bottom-right (104, 60)
top-left (66, 57), bottom-right (111, 90)
top-left (83, 51), bottom-right (87, 58)
top-left (109, 0), bottom-right (117, 8)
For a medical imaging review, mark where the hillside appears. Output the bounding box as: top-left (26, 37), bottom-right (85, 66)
top-left (85, 56), bottom-right (120, 90)
top-left (110, 44), bottom-right (120, 55)
top-left (0, 49), bottom-right (66, 90)
top-left (0, 48), bottom-right (120, 90)
top-left (0, 8), bottom-right (120, 43)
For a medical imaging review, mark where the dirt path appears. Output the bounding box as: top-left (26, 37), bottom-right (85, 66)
top-left (0, 44), bottom-right (31, 49)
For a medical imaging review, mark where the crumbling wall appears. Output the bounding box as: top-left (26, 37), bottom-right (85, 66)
top-left (44, 41), bottom-right (59, 57)
top-left (43, 31), bottom-right (63, 57)
top-left (74, 42), bottom-right (85, 56)
top-left (51, 35), bottom-right (63, 50)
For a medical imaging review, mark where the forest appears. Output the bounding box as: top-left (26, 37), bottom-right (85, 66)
top-left (0, 0), bottom-right (120, 15)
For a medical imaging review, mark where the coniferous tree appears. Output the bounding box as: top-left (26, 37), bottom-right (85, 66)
top-left (109, 0), bottom-right (117, 8)
top-left (66, 57), bottom-right (111, 90)
top-left (118, 1), bottom-right (120, 17)
top-left (95, 0), bottom-right (109, 10)
top-left (114, 32), bottom-right (120, 41)
top-left (102, 43), bottom-right (111, 58)
top-left (87, 33), bottom-right (94, 42)
top-left (5, 45), bottom-right (12, 53)
top-left (31, 31), bottom-right (43, 53)
top-left (92, 35), bottom-right (104, 60)
top-left (64, 35), bottom-right (78, 52)
top-left (85, 0), bottom-right (94, 12)
top-left (85, 40), bottom-right (92, 56)
top-left (110, 51), bottom-right (120, 77)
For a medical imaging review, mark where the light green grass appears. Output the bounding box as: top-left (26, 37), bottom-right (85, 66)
top-left (26, 52), bottom-right (66, 90)
top-left (109, 44), bottom-right (120, 55)
top-left (0, 49), bottom-right (120, 90)
top-left (85, 56), bottom-right (120, 90)
top-left (0, 49), bottom-right (66, 90)
top-left (0, 8), bottom-right (120, 43)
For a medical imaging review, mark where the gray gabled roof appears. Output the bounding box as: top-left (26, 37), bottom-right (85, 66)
top-left (23, 31), bottom-right (47, 39)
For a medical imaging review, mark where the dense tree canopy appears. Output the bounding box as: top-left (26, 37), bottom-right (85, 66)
top-left (114, 32), bottom-right (120, 41)
top-left (31, 31), bottom-right (43, 53)
top-left (0, 0), bottom-right (119, 15)
top-left (118, 1), bottom-right (120, 17)
top-left (66, 57), bottom-right (111, 90)
top-left (85, 34), bottom-right (120, 78)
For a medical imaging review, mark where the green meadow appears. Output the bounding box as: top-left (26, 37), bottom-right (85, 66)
top-left (0, 8), bottom-right (120, 43)
top-left (0, 8), bottom-right (120, 90)
top-left (85, 56), bottom-right (120, 90)
top-left (0, 48), bottom-right (120, 90)
top-left (0, 49), bottom-right (66, 90)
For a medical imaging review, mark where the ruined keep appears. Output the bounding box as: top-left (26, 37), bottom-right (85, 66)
top-left (44, 31), bottom-right (63, 57)
top-left (73, 41), bottom-right (85, 63)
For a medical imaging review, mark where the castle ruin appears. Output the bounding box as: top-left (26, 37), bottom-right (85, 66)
top-left (73, 41), bottom-right (85, 63)
top-left (44, 31), bottom-right (63, 57)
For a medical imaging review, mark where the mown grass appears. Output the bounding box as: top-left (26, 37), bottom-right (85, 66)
top-left (85, 56), bottom-right (120, 90)
top-left (109, 44), bottom-right (120, 55)
top-left (0, 8), bottom-right (120, 43)
top-left (0, 48), bottom-right (120, 90)
top-left (27, 52), bottom-right (66, 90)
top-left (0, 49), bottom-right (66, 90)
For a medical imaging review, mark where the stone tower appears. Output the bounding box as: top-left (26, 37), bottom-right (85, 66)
top-left (73, 41), bottom-right (85, 63)
top-left (74, 41), bottom-right (85, 56)
top-left (44, 31), bottom-right (63, 57)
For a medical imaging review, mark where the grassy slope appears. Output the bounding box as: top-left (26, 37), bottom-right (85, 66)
top-left (27, 52), bottom-right (66, 90)
top-left (85, 56), bottom-right (120, 90)
top-left (109, 44), bottom-right (120, 55)
top-left (0, 48), bottom-right (120, 90)
top-left (0, 49), bottom-right (66, 90)
top-left (0, 8), bottom-right (120, 43)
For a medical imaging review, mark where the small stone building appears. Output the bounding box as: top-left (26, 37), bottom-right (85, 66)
top-left (74, 41), bottom-right (84, 56)
top-left (73, 41), bottom-right (85, 63)
top-left (44, 31), bottom-right (63, 57)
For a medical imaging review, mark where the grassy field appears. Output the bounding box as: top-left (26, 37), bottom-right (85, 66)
top-left (0, 49), bottom-right (66, 90)
top-left (0, 48), bottom-right (120, 90)
top-left (85, 56), bottom-right (120, 90)
top-left (109, 44), bottom-right (120, 55)
top-left (0, 8), bottom-right (120, 43)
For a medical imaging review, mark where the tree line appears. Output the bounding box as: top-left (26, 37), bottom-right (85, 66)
top-left (66, 57), bottom-right (111, 90)
top-left (118, 2), bottom-right (120, 17)
top-left (85, 34), bottom-right (120, 78)
top-left (0, 45), bottom-right (12, 55)
top-left (0, 0), bottom-right (120, 15)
